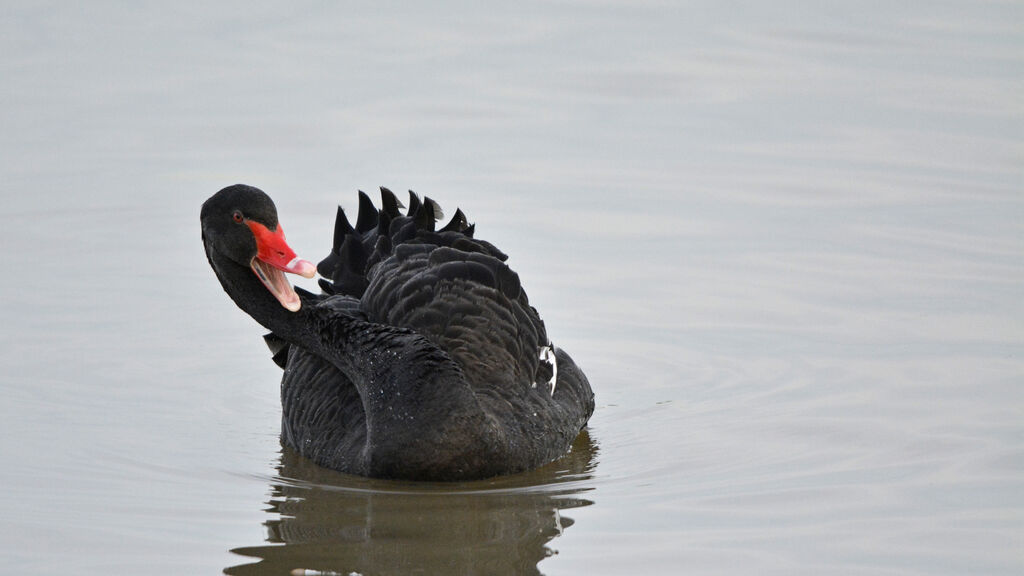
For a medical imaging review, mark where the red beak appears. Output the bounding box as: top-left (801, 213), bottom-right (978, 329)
top-left (245, 220), bottom-right (317, 312)
top-left (246, 221), bottom-right (317, 278)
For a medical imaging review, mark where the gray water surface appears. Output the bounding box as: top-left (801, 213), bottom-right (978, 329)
top-left (1, 2), bottom-right (1022, 575)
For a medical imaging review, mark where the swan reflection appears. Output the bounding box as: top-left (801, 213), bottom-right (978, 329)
top-left (227, 430), bottom-right (597, 576)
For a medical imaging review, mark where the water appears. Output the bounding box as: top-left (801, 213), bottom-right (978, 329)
top-left (2, 2), bottom-right (1022, 574)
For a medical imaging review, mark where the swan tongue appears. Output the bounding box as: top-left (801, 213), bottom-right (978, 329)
top-left (251, 258), bottom-right (303, 311)
top-left (246, 220), bottom-right (318, 312)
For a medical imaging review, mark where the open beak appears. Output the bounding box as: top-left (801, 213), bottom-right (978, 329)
top-left (246, 220), bottom-right (317, 312)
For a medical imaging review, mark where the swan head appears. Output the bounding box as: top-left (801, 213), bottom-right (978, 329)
top-left (201, 184), bottom-right (317, 312)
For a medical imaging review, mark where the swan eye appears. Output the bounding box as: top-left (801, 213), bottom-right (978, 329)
top-left (232, 211), bottom-right (244, 223)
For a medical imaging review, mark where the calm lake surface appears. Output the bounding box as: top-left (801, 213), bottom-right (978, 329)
top-left (2, 2), bottom-right (1021, 574)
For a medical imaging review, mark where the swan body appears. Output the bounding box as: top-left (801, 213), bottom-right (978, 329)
top-left (201, 184), bottom-right (594, 480)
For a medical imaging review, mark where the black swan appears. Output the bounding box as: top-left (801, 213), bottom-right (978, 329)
top-left (200, 184), bottom-right (594, 480)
